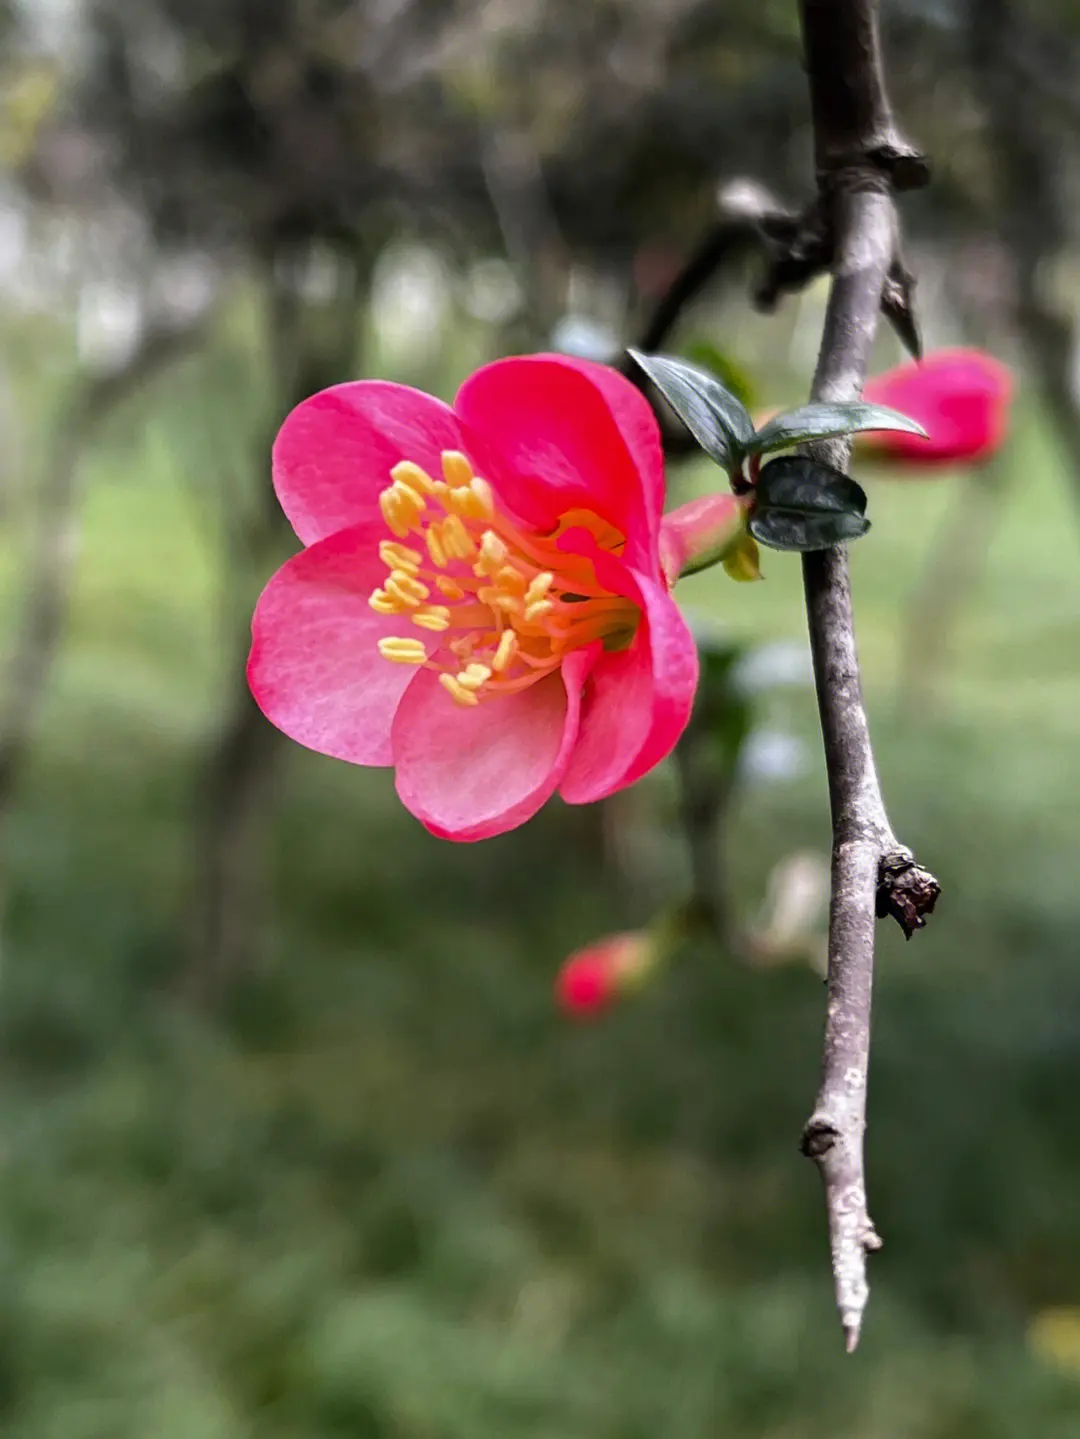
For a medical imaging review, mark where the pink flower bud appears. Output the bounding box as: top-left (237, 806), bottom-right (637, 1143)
top-left (860, 348), bottom-right (1012, 466)
top-left (555, 932), bottom-right (652, 1019)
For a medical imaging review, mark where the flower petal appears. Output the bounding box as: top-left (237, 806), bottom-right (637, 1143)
top-left (392, 650), bottom-right (594, 841)
top-left (862, 349), bottom-right (1012, 465)
top-left (455, 355), bottom-right (665, 571)
top-left (248, 519), bottom-right (435, 766)
top-left (559, 543), bottom-right (698, 805)
top-left (273, 381), bottom-right (463, 545)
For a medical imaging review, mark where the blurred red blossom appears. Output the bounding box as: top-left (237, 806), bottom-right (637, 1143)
top-left (555, 932), bottom-right (655, 1019)
top-left (860, 347), bottom-right (1013, 466)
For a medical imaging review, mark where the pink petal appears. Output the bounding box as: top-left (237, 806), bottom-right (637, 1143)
top-left (862, 348), bottom-right (1012, 465)
top-left (273, 381), bottom-right (463, 545)
top-left (391, 650), bottom-right (595, 841)
top-left (248, 520), bottom-right (435, 767)
top-left (455, 355), bottom-right (665, 569)
top-left (559, 542), bottom-right (699, 805)
top-left (659, 492), bottom-right (742, 583)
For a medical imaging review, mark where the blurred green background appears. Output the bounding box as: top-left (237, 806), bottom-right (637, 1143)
top-left (2, 1), bottom-right (1080, 1436)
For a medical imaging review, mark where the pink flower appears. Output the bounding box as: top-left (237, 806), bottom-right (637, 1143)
top-left (247, 354), bottom-right (699, 841)
top-left (555, 932), bottom-right (652, 1019)
top-left (860, 348), bottom-right (1012, 466)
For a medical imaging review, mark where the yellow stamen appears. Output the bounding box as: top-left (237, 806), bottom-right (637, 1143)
top-left (440, 673), bottom-right (480, 707)
top-left (377, 637), bottom-right (427, 664)
top-left (369, 588), bottom-right (401, 615)
top-left (493, 630), bottom-right (517, 672)
top-left (469, 477), bottom-right (494, 518)
top-left (386, 571), bottom-right (429, 607)
top-left (441, 451), bottom-right (474, 488)
top-left (379, 540), bottom-right (422, 573)
top-left (525, 572), bottom-right (554, 603)
top-left (441, 514), bottom-right (475, 559)
top-left (455, 663), bottom-right (493, 691)
top-left (477, 530), bottom-right (508, 573)
top-left (390, 460), bottom-right (437, 494)
top-left (373, 447), bottom-right (640, 710)
top-left (411, 605), bottom-right (451, 632)
top-left (496, 565), bottom-right (527, 595)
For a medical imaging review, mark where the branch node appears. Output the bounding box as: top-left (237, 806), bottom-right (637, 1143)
top-left (877, 852), bottom-right (941, 938)
top-left (800, 1119), bottom-right (839, 1160)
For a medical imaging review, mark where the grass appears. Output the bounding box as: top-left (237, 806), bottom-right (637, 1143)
top-left (0, 353), bottom-right (1079, 1436)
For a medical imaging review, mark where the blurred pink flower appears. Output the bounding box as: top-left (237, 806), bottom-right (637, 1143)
top-left (555, 932), bottom-right (653, 1019)
top-left (860, 348), bottom-right (1013, 466)
top-left (248, 355), bottom-right (699, 840)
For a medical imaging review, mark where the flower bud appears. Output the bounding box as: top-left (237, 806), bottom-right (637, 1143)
top-left (555, 932), bottom-right (655, 1019)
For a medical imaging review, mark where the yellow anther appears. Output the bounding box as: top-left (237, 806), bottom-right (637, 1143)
top-left (440, 673), bottom-right (480, 707)
top-left (496, 565), bottom-right (527, 595)
top-left (477, 530), bottom-right (508, 573)
top-left (493, 630), bottom-right (518, 673)
top-left (478, 585), bottom-right (522, 616)
top-left (425, 526), bottom-right (448, 568)
top-left (377, 637), bottom-right (427, 664)
top-left (525, 572), bottom-right (554, 603)
top-left (436, 576), bottom-right (466, 600)
top-left (524, 598), bottom-right (555, 623)
top-left (455, 663), bottom-right (492, 692)
top-left (390, 460), bottom-right (437, 494)
top-left (441, 451), bottom-right (474, 488)
top-left (379, 480), bottom-right (426, 536)
top-left (411, 606), bottom-right (451, 632)
top-left (379, 488), bottom-right (410, 538)
top-left (386, 571), bottom-right (430, 607)
top-left (368, 587), bottom-right (402, 615)
top-left (379, 540), bottom-right (422, 573)
top-left (441, 514), bottom-right (475, 559)
top-left (469, 477), bottom-right (494, 518)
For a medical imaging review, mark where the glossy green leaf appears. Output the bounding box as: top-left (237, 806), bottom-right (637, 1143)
top-left (750, 401), bottom-right (928, 456)
top-left (683, 339), bottom-right (757, 410)
top-left (748, 456), bottom-right (871, 553)
top-left (628, 349), bottom-right (756, 473)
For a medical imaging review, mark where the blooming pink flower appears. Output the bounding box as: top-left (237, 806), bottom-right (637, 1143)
top-left (555, 932), bottom-right (652, 1019)
top-left (248, 355), bottom-right (700, 840)
top-left (860, 348), bottom-right (1012, 466)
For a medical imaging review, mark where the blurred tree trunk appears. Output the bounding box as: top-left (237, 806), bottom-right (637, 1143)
top-left (185, 243), bottom-right (370, 1007)
top-left (972, 0), bottom-right (1080, 508)
top-left (906, 0), bottom-right (1080, 712)
top-left (0, 321), bottom-right (207, 816)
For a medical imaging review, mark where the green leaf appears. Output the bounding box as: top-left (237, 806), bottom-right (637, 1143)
top-left (750, 402), bottom-right (928, 456)
top-left (628, 349), bottom-right (756, 472)
top-left (683, 340), bottom-right (757, 410)
top-left (748, 456), bottom-right (871, 553)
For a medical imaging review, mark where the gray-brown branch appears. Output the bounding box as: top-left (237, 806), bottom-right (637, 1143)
top-left (797, 0), bottom-right (939, 1351)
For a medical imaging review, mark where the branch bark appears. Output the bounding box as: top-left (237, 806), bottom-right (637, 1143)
top-left (797, 0), bottom-right (938, 1351)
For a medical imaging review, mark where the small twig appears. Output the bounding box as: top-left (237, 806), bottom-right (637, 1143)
top-left (796, 0), bottom-right (938, 1351)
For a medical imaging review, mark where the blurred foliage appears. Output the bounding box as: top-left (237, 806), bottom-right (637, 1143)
top-left (0, 357), bottom-right (1079, 1433)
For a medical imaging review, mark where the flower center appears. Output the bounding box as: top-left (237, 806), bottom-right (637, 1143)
top-left (370, 450), bottom-right (639, 706)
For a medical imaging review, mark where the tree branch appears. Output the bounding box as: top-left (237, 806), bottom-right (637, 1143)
top-left (796, 0), bottom-right (938, 1352)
